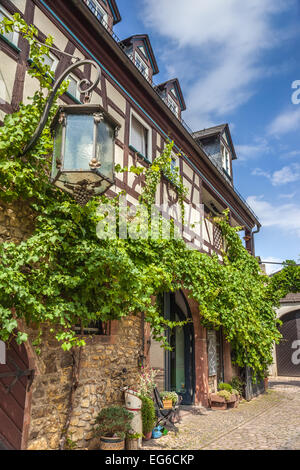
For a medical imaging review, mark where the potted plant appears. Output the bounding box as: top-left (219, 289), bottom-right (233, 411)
top-left (140, 395), bottom-right (156, 440)
top-left (94, 406), bottom-right (134, 450)
top-left (210, 382), bottom-right (239, 410)
top-left (160, 391), bottom-right (178, 409)
top-left (125, 432), bottom-right (143, 450)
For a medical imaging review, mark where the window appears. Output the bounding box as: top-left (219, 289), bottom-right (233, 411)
top-left (74, 320), bottom-right (109, 336)
top-left (134, 51), bottom-right (149, 79)
top-left (221, 145), bottom-right (231, 176)
top-left (167, 94), bottom-right (179, 117)
top-left (0, 6), bottom-right (19, 47)
top-left (170, 87), bottom-right (177, 98)
top-left (66, 74), bottom-right (81, 101)
top-left (42, 51), bottom-right (59, 72)
top-left (170, 152), bottom-right (179, 175)
top-left (130, 112), bottom-right (151, 161)
top-left (85, 0), bottom-right (108, 27)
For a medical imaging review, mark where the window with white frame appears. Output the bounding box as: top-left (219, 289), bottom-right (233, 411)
top-left (130, 112), bottom-right (151, 161)
top-left (134, 51), bottom-right (149, 79)
top-left (0, 6), bottom-right (19, 47)
top-left (85, 0), bottom-right (108, 27)
top-left (66, 74), bottom-right (81, 101)
top-left (221, 145), bottom-right (231, 176)
top-left (167, 94), bottom-right (179, 117)
top-left (42, 51), bottom-right (59, 72)
top-left (170, 151), bottom-right (179, 175)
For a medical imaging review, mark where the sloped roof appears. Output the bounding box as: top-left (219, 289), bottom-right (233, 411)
top-left (108, 0), bottom-right (122, 25)
top-left (119, 34), bottom-right (159, 75)
top-left (192, 123), bottom-right (237, 160)
top-left (155, 78), bottom-right (186, 111)
top-left (280, 293), bottom-right (300, 303)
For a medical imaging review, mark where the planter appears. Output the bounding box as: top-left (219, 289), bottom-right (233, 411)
top-left (227, 394), bottom-right (238, 409)
top-left (100, 436), bottom-right (125, 450)
top-left (209, 393), bottom-right (227, 411)
top-left (162, 399), bottom-right (173, 409)
top-left (126, 438), bottom-right (139, 450)
top-left (143, 431), bottom-right (152, 441)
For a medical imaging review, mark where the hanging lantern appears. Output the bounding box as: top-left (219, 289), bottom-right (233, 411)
top-left (50, 104), bottom-right (120, 205)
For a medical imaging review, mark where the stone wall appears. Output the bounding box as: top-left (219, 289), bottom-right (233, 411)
top-left (0, 200), bottom-right (35, 244)
top-left (0, 200), bottom-right (143, 450)
top-left (26, 317), bottom-right (142, 450)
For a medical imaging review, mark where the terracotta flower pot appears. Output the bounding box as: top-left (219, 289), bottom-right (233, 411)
top-left (143, 431), bottom-right (152, 441)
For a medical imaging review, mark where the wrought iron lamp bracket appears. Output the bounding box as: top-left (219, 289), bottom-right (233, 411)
top-left (21, 58), bottom-right (101, 156)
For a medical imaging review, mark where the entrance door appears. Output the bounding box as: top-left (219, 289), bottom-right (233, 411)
top-left (0, 339), bottom-right (31, 449)
top-left (276, 310), bottom-right (300, 377)
top-left (165, 292), bottom-right (195, 405)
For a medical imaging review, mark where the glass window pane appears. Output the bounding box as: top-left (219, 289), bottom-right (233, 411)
top-left (0, 10), bottom-right (15, 44)
top-left (131, 115), bottom-right (148, 157)
top-left (64, 115), bottom-right (94, 170)
top-left (96, 120), bottom-right (114, 179)
top-left (51, 122), bottom-right (63, 180)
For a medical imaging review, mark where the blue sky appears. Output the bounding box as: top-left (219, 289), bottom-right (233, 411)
top-left (114, 0), bottom-right (300, 272)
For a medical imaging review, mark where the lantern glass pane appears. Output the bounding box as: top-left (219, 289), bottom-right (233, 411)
top-left (51, 121), bottom-right (63, 180)
top-left (96, 120), bottom-right (114, 180)
top-left (64, 115), bottom-right (94, 170)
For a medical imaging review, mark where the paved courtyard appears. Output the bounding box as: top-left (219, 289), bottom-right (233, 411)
top-left (142, 377), bottom-right (300, 450)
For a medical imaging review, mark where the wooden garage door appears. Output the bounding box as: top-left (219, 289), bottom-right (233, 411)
top-left (276, 310), bottom-right (300, 377)
top-left (0, 339), bottom-right (32, 450)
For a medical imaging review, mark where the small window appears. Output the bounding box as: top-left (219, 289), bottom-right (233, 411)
top-left (222, 145), bottom-right (231, 176)
top-left (170, 151), bottom-right (179, 175)
top-left (167, 94), bottom-right (179, 117)
top-left (85, 0), bottom-right (108, 27)
top-left (42, 51), bottom-right (59, 72)
top-left (66, 74), bottom-right (81, 101)
top-left (74, 320), bottom-right (109, 336)
top-left (0, 6), bottom-right (19, 47)
top-left (134, 51), bottom-right (149, 79)
top-left (130, 112), bottom-right (151, 161)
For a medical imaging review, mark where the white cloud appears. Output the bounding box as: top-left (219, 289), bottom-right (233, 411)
top-left (236, 139), bottom-right (271, 161)
top-left (278, 192), bottom-right (297, 199)
top-left (268, 107), bottom-right (300, 135)
top-left (251, 163), bottom-right (300, 185)
top-left (142, 0), bottom-right (295, 128)
top-left (271, 164), bottom-right (300, 185)
top-left (247, 195), bottom-right (300, 237)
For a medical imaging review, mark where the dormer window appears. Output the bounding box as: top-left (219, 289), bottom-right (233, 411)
top-left (167, 94), bottom-right (179, 117)
top-left (85, 0), bottom-right (109, 27)
top-left (222, 145), bottom-right (231, 176)
top-left (134, 51), bottom-right (149, 79)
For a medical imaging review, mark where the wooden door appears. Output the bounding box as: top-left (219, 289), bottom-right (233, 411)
top-left (276, 310), bottom-right (300, 377)
top-left (0, 339), bottom-right (32, 449)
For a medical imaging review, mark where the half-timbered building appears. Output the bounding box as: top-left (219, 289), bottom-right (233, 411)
top-left (0, 0), bottom-right (261, 449)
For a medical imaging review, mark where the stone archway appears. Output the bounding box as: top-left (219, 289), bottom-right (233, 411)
top-left (0, 338), bottom-right (34, 449)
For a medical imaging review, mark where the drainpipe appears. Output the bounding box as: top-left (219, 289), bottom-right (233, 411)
top-left (251, 223), bottom-right (261, 257)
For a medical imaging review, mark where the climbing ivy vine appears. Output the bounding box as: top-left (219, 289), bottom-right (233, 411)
top-left (1, 15), bottom-right (298, 379)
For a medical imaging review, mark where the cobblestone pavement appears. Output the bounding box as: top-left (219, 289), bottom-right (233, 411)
top-left (142, 377), bottom-right (300, 450)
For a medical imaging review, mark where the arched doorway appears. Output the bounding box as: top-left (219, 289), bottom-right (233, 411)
top-left (149, 291), bottom-right (195, 405)
top-left (276, 310), bottom-right (300, 377)
top-left (0, 338), bottom-right (34, 449)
